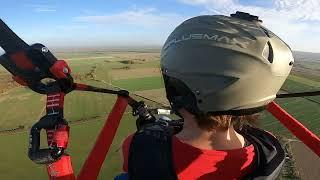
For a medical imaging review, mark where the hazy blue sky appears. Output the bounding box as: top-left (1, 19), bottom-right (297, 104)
top-left (1, 0), bottom-right (320, 52)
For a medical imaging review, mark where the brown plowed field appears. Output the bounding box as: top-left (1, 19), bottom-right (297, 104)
top-left (290, 141), bottom-right (320, 180)
top-left (111, 52), bottom-right (160, 61)
top-left (0, 72), bottom-right (20, 94)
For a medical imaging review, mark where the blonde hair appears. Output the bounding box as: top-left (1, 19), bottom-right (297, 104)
top-left (195, 113), bottom-right (260, 130)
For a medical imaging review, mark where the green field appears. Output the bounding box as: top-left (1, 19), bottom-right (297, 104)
top-left (0, 50), bottom-right (319, 179)
top-left (0, 51), bottom-right (164, 179)
top-left (261, 70), bottom-right (320, 137)
top-left (0, 113), bottom-right (136, 179)
top-left (112, 76), bottom-right (164, 91)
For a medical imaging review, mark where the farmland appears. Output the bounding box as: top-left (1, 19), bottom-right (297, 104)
top-left (0, 50), bottom-right (319, 179)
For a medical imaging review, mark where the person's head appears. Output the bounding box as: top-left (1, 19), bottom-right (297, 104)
top-left (160, 12), bottom-right (294, 130)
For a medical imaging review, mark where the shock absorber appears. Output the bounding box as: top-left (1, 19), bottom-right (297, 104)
top-left (28, 92), bottom-right (69, 164)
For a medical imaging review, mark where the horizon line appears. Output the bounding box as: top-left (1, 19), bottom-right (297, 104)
top-left (48, 46), bottom-right (320, 54)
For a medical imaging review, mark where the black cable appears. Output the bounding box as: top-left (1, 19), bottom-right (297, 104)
top-left (74, 83), bottom-right (126, 95)
top-left (277, 90), bottom-right (320, 98)
top-left (278, 89), bottom-right (320, 106)
top-left (91, 79), bottom-right (170, 108)
top-left (130, 93), bottom-right (171, 108)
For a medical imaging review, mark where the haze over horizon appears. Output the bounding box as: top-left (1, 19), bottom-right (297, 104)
top-left (2, 0), bottom-right (320, 53)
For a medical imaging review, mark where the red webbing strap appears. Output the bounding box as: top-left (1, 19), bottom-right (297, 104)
top-left (267, 101), bottom-right (320, 157)
top-left (77, 96), bottom-right (128, 180)
top-left (47, 156), bottom-right (74, 180)
top-left (45, 92), bottom-right (75, 180)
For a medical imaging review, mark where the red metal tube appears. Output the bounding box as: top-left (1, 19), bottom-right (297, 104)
top-left (77, 96), bottom-right (128, 180)
top-left (267, 101), bottom-right (320, 157)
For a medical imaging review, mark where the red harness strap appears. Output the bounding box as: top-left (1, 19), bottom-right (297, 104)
top-left (267, 101), bottom-right (320, 157)
top-left (45, 92), bottom-right (75, 180)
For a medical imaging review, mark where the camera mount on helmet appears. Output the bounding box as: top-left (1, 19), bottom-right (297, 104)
top-left (230, 11), bottom-right (262, 23)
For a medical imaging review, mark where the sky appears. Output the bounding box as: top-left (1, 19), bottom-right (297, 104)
top-left (1, 0), bottom-right (320, 52)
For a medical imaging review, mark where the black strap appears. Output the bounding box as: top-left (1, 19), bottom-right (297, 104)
top-left (241, 125), bottom-right (285, 179)
top-left (0, 19), bottom-right (29, 53)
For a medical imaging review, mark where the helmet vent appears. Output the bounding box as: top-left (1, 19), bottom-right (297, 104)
top-left (262, 42), bottom-right (274, 63)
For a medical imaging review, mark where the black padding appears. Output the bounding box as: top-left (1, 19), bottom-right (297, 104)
top-left (128, 126), bottom-right (177, 180)
top-left (241, 125), bottom-right (285, 179)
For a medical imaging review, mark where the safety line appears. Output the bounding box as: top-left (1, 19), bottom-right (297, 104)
top-left (91, 79), bottom-right (170, 108)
